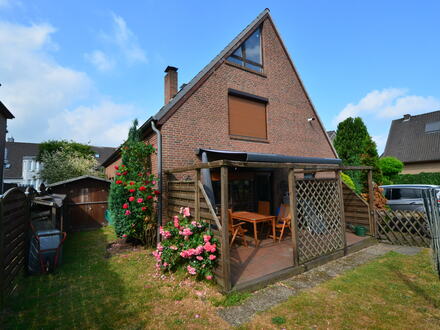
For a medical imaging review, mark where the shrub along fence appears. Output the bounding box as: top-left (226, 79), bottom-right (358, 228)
top-left (395, 172), bottom-right (440, 185)
top-left (0, 188), bottom-right (31, 306)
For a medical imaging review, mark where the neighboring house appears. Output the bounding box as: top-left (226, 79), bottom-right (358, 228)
top-left (102, 9), bottom-right (337, 214)
top-left (382, 110), bottom-right (440, 174)
top-left (0, 101), bottom-right (14, 192)
top-left (4, 139), bottom-right (115, 189)
top-left (327, 130), bottom-right (336, 143)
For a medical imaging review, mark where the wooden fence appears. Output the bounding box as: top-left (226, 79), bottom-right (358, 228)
top-left (0, 188), bottom-right (30, 305)
top-left (342, 183), bottom-right (372, 232)
top-left (375, 209), bottom-right (430, 247)
top-left (167, 179), bottom-right (226, 289)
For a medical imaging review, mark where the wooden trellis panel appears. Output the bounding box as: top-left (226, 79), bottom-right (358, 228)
top-left (296, 178), bottom-right (345, 263)
top-left (375, 209), bottom-right (430, 247)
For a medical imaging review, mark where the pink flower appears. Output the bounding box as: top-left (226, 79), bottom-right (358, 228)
top-left (195, 245), bottom-right (204, 255)
top-left (179, 207), bottom-right (184, 214)
top-left (163, 262), bottom-right (168, 267)
top-left (114, 165), bottom-right (119, 170)
top-left (139, 186), bottom-right (146, 191)
top-left (122, 203), bottom-right (129, 209)
top-left (187, 265), bottom-right (196, 275)
top-left (170, 245), bottom-right (178, 250)
top-left (159, 227), bottom-right (172, 239)
top-left (122, 234), bottom-right (127, 238)
top-left (196, 256), bottom-right (203, 261)
top-left (152, 180), bottom-right (157, 185)
top-left (129, 188), bottom-right (135, 193)
top-left (203, 235), bottom-right (211, 243)
top-left (204, 242), bottom-right (216, 253)
top-left (209, 254), bottom-right (216, 261)
top-left (137, 198), bottom-right (143, 203)
top-left (180, 250), bottom-right (190, 258)
top-left (157, 243), bottom-right (163, 252)
top-left (129, 196), bottom-right (135, 202)
top-left (125, 210), bottom-right (131, 216)
top-left (205, 275), bottom-right (213, 280)
top-left (129, 181), bottom-right (135, 185)
top-left (179, 228), bottom-right (193, 236)
top-left (173, 216), bottom-right (180, 228)
top-left (115, 180), bottom-right (122, 184)
top-left (183, 207), bottom-right (191, 217)
top-left (152, 250), bottom-right (162, 261)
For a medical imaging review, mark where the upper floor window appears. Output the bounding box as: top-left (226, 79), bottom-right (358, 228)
top-left (425, 121), bottom-right (440, 133)
top-left (228, 89), bottom-right (267, 140)
top-left (227, 27), bottom-right (263, 72)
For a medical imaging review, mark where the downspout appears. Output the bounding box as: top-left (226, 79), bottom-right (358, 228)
top-left (151, 121), bottom-right (162, 243)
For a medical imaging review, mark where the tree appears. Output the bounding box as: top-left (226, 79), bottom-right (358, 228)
top-left (40, 149), bottom-right (102, 184)
top-left (38, 140), bottom-right (94, 161)
top-left (108, 120), bottom-right (157, 246)
top-left (334, 117), bottom-right (382, 192)
top-left (379, 157), bottom-right (403, 184)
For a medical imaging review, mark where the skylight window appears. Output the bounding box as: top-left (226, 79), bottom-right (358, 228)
top-left (227, 27), bottom-right (262, 72)
top-left (425, 121), bottom-right (440, 133)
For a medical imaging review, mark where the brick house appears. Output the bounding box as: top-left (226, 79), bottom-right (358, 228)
top-left (382, 110), bottom-right (440, 174)
top-left (103, 8), bottom-right (338, 218)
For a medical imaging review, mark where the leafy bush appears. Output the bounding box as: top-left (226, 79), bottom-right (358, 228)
top-left (334, 117), bottom-right (382, 191)
top-left (379, 157), bottom-right (403, 183)
top-left (108, 120), bottom-right (157, 246)
top-left (38, 140), bottom-right (94, 161)
top-left (395, 172), bottom-right (440, 185)
top-left (272, 316), bottom-right (286, 325)
top-left (341, 172), bottom-right (356, 192)
top-left (153, 208), bottom-right (220, 281)
top-left (40, 149), bottom-right (102, 184)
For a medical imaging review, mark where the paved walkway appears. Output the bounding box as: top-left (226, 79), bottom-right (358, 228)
top-left (217, 244), bottom-right (423, 326)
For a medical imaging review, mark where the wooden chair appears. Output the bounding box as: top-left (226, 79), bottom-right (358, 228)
top-left (271, 204), bottom-right (292, 242)
top-left (228, 209), bottom-right (248, 247)
top-left (258, 201), bottom-right (270, 215)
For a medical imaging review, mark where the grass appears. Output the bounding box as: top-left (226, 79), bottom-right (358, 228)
top-left (1, 227), bottom-right (228, 329)
top-left (2, 227), bottom-right (440, 329)
top-left (245, 250), bottom-right (440, 329)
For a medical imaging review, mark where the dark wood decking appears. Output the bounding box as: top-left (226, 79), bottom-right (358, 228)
top-left (230, 232), bottom-right (371, 285)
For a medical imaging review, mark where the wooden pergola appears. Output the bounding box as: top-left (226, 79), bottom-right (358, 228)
top-left (165, 159), bottom-right (374, 291)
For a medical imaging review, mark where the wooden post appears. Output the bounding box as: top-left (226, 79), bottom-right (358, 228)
top-left (367, 169), bottom-right (375, 235)
top-left (288, 168), bottom-right (299, 266)
top-left (220, 166), bottom-right (231, 291)
top-left (195, 169), bottom-right (200, 222)
top-left (336, 170), bottom-right (347, 253)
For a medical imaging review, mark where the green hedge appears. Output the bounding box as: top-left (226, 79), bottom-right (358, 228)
top-left (395, 172), bottom-right (440, 185)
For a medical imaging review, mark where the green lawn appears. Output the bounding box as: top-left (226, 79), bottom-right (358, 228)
top-left (2, 227), bottom-right (440, 329)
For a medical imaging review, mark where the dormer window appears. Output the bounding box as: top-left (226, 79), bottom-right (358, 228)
top-left (227, 27), bottom-right (263, 72)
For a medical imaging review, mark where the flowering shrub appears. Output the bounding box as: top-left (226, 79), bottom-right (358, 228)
top-left (108, 119), bottom-right (157, 246)
top-left (153, 207), bottom-right (220, 281)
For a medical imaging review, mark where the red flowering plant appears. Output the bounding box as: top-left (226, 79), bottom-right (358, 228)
top-left (153, 207), bottom-right (220, 281)
top-left (108, 119), bottom-right (158, 246)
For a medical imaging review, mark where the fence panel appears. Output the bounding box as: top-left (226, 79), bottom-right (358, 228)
top-left (296, 178), bottom-right (345, 263)
top-left (0, 188), bottom-right (30, 305)
top-left (375, 209), bottom-right (430, 247)
top-left (342, 183), bottom-right (372, 231)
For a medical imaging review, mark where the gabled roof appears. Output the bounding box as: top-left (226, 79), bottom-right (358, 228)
top-left (382, 110), bottom-right (440, 163)
top-left (327, 130), bottom-right (336, 143)
top-left (106, 8), bottom-right (337, 166)
top-left (48, 175), bottom-right (110, 187)
top-left (0, 101), bottom-right (14, 119)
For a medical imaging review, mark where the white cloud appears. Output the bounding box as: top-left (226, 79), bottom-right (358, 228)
top-left (84, 50), bottom-right (115, 72)
top-left (101, 13), bottom-right (147, 65)
top-left (47, 101), bottom-right (134, 146)
top-left (372, 134), bottom-right (388, 154)
top-left (334, 88), bottom-right (440, 125)
top-left (0, 21), bottom-right (139, 147)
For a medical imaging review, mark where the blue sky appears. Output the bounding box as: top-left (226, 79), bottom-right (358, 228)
top-left (0, 0), bottom-right (439, 152)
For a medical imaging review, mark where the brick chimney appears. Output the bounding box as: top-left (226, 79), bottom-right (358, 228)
top-left (164, 66), bottom-right (178, 104)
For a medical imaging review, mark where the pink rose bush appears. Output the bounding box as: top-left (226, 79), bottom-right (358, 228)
top-left (153, 207), bottom-right (220, 281)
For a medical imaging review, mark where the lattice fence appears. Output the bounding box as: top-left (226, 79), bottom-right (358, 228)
top-left (375, 209), bottom-right (430, 247)
top-left (296, 178), bottom-right (345, 263)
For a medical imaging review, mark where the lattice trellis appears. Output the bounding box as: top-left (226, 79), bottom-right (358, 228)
top-left (296, 179), bottom-right (345, 263)
top-left (375, 209), bottom-right (430, 247)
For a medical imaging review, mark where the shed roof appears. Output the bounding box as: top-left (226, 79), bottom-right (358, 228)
top-left (382, 110), bottom-right (440, 163)
top-left (48, 175), bottom-right (111, 187)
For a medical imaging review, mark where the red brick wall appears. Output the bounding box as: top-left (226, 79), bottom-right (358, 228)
top-left (159, 19), bottom-right (335, 173)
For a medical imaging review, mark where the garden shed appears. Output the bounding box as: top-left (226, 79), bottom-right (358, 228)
top-left (48, 176), bottom-right (110, 231)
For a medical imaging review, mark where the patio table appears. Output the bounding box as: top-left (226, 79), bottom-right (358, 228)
top-left (231, 211), bottom-right (276, 246)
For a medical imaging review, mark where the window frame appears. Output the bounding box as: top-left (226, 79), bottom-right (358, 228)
top-left (227, 26), bottom-right (264, 73)
top-left (227, 89), bottom-right (269, 142)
